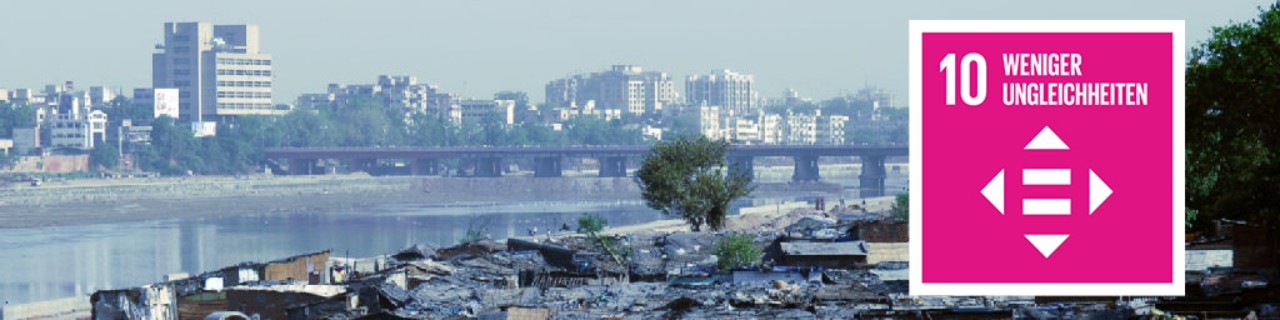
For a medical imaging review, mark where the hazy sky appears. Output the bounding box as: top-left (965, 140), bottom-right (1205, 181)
top-left (0, 1), bottom-right (1270, 106)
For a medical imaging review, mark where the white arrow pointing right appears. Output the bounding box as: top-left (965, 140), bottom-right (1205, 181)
top-left (1089, 169), bottom-right (1112, 215)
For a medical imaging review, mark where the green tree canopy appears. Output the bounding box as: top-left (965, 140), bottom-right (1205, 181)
top-left (635, 136), bottom-right (754, 231)
top-left (1187, 4), bottom-right (1280, 229)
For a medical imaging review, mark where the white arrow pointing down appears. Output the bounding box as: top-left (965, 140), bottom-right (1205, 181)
top-left (1025, 234), bottom-right (1069, 258)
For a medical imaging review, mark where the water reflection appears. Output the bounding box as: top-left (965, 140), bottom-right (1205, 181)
top-left (0, 201), bottom-right (659, 304)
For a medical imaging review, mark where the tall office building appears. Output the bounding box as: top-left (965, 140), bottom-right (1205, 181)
top-left (686, 69), bottom-right (758, 114)
top-left (153, 22), bottom-right (282, 122)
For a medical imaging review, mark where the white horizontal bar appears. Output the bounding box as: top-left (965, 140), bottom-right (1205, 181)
top-left (1023, 199), bottom-right (1071, 215)
top-left (1022, 168), bottom-right (1071, 185)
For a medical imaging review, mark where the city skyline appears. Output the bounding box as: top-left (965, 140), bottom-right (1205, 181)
top-left (0, 0), bottom-right (1270, 105)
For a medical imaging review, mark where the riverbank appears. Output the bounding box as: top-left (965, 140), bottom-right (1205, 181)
top-left (0, 172), bottom-right (854, 229)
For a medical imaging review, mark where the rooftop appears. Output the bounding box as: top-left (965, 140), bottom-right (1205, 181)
top-left (225, 284), bottom-right (347, 298)
top-left (781, 241), bottom-right (869, 256)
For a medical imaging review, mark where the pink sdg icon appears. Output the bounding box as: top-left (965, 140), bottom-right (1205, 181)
top-left (909, 21), bottom-right (1185, 296)
top-left (979, 126), bottom-right (1113, 258)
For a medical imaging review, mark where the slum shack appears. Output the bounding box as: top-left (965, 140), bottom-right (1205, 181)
top-left (225, 284), bottom-right (347, 320)
top-left (779, 241), bottom-right (869, 269)
top-left (90, 285), bottom-right (177, 320)
top-left (262, 250), bottom-right (330, 284)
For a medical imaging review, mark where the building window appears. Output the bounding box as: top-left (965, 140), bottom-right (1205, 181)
top-left (173, 58), bottom-right (190, 65)
top-left (174, 69), bottom-right (191, 76)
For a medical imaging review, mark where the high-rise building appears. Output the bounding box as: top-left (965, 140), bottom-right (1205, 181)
top-left (686, 69), bottom-right (758, 114)
top-left (544, 65), bottom-right (677, 115)
top-left (153, 22), bottom-right (282, 121)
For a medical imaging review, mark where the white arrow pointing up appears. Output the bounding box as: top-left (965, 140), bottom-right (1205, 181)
top-left (1025, 234), bottom-right (1069, 258)
top-left (981, 169), bottom-right (1005, 214)
top-left (1089, 169), bottom-right (1112, 215)
top-left (1025, 126), bottom-right (1070, 150)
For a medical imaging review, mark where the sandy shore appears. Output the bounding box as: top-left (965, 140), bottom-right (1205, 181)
top-left (604, 196), bottom-right (897, 235)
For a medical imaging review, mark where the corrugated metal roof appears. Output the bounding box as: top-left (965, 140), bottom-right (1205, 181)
top-left (732, 271), bottom-right (806, 283)
top-left (780, 241), bottom-right (869, 256)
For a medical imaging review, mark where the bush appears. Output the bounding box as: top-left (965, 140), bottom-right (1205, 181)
top-left (577, 213), bottom-right (608, 235)
top-left (892, 193), bottom-right (909, 221)
top-left (714, 233), bottom-right (762, 271)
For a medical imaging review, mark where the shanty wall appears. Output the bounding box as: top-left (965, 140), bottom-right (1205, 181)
top-left (41, 155), bottom-right (90, 173)
top-left (851, 220), bottom-right (907, 242)
top-left (177, 292), bottom-right (226, 320)
top-left (225, 290), bottom-right (328, 320)
top-left (781, 255), bottom-right (867, 269)
top-left (263, 251), bottom-right (329, 283)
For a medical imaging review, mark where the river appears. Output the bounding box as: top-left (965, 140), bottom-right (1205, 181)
top-left (0, 166), bottom-right (907, 305)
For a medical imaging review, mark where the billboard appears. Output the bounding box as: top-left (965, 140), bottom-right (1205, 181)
top-left (192, 121), bottom-right (217, 138)
top-left (154, 88), bottom-right (180, 119)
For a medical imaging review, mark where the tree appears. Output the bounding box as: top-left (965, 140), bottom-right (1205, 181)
top-left (635, 136), bottom-right (755, 231)
top-left (891, 193), bottom-right (909, 221)
top-left (90, 142), bottom-right (120, 170)
top-left (714, 233), bottom-right (762, 270)
top-left (1187, 4), bottom-right (1280, 231)
top-left (0, 102), bottom-right (37, 139)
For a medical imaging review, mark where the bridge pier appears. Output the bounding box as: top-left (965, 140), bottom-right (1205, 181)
top-left (288, 158), bottom-right (315, 175)
top-left (474, 158), bottom-right (503, 177)
top-left (730, 156), bottom-right (755, 178)
top-left (534, 157), bottom-right (563, 177)
top-left (351, 158), bottom-right (377, 174)
top-left (410, 159), bottom-right (439, 176)
top-left (859, 155), bottom-right (887, 197)
top-left (792, 155), bottom-right (820, 182)
top-left (599, 156), bottom-right (627, 177)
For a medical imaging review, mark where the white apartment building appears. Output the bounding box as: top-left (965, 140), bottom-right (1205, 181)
top-left (728, 117), bottom-right (761, 143)
top-left (785, 110), bottom-right (819, 145)
top-left (818, 115), bottom-right (849, 144)
top-left (760, 113), bottom-right (784, 145)
top-left (545, 65), bottom-right (678, 115)
top-left (458, 99), bottom-right (516, 125)
top-left (49, 110), bottom-right (108, 150)
top-left (378, 75), bottom-right (431, 112)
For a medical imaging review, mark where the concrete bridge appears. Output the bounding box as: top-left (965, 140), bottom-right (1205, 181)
top-left (264, 144), bottom-right (907, 197)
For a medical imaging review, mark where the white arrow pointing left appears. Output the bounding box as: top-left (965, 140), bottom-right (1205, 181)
top-left (982, 169), bottom-right (1005, 215)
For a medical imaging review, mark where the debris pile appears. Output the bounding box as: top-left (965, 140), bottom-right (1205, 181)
top-left (88, 212), bottom-right (1279, 320)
